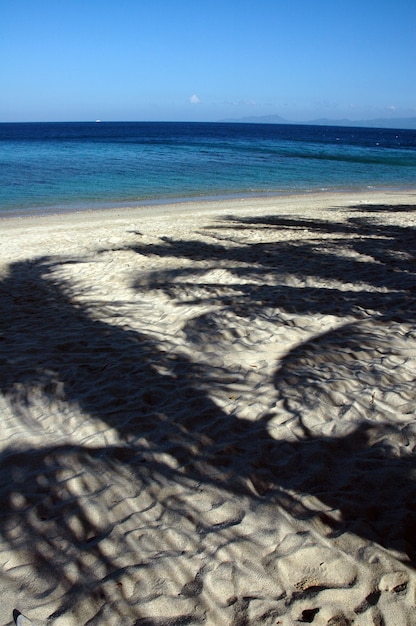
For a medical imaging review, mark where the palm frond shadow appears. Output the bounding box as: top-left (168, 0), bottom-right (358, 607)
top-left (1, 202), bottom-right (416, 619)
top-left (127, 209), bottom-right (416, 322)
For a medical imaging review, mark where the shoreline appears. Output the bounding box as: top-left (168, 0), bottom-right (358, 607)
top-left (1, 185), bottom-right (416, 222)
top-left (1, 187), bottom-right (416, 226)
top-left (1, 189), bottom-right (416, 624)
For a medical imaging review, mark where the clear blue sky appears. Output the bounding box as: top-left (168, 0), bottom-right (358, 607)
top-left (2, 0), bottom-right (415, 122)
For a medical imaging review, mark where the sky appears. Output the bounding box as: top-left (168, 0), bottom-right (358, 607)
top-left (1, 0), bottom-right (415, 123)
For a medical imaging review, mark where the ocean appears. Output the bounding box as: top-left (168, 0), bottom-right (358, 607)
top-left (0, 121), bottom-right (415, 216)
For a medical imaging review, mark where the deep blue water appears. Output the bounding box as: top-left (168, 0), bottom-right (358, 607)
top-left (0, 121), bottom-right (415, 215)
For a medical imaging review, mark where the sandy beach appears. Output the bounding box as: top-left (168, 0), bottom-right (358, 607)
top-left (1, 189), bottom-right (416, 625)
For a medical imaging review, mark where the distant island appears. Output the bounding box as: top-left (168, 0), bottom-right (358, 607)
top-left (219, 114), bottom-right (416, 130)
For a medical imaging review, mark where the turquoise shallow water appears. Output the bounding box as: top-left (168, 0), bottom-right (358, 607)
top-left (0, 121), bottom-right (415, 215)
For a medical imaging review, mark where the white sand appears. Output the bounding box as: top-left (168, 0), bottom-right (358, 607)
top-left (0, 190), bottom-right (416, 625)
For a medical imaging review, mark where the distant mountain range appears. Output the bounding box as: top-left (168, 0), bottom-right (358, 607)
top-left (219, 114), bottom-right (416, 130)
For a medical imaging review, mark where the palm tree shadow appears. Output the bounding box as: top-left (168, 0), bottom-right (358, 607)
top-left (1, 203), bottom-right (416, 619)
top-left (270, 321), bottom-right (416, 561)
top-left (0, 256), bottom-right (229, 621)
top-left (120, 204), bottom-right (416, 556)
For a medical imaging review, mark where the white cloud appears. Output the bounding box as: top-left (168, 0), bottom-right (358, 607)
top-left (387, 104), bottom-right (397, 111)
top-left (189, 94), bottom-right (201, 104)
